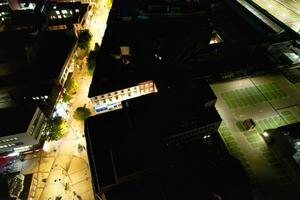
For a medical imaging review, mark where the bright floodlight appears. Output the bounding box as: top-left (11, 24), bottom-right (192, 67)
top-left (262, 132), bottom-right (269, 137)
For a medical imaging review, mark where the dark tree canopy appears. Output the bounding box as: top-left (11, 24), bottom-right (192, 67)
top-left (44, 116), bottom-right (67, 141)
top-left (74, 107), bottom-right (91, 120)
top-left (78, 30), bottom-right (92, 49)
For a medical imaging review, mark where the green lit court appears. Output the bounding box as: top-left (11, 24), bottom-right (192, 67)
top-left (280, 110), bottom-right (298, 124)
top-left (250, 0), bottom-right (300, 33)
top-left (236, 115), bottom-right (286, 133)
top-left (221, 83), bottom-right (287, 110)
top-left (218, 122), bottom-right (250, 169)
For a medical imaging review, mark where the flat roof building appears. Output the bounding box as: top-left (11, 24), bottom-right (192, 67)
top-left (85, 82), bottom-right (254, 199)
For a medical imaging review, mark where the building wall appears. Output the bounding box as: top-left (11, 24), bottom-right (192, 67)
top-left (165, 121), bottom-right (221, 147)
top-left (90, 80), bottom-right (157, 112)
top-left (0, 108), bottom-right (45, 155)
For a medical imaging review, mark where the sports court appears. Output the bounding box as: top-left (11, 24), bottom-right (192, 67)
top-left (212, 74), bottom-right (300, 196)
top-left (221, 82), bottom-right (287, 110)
top-left (250, 0), bottom-right (300, 33)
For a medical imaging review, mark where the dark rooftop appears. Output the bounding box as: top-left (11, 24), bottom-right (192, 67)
top-left (86, 80), bottom-right (221, 188)
top-left (0, 104), bottom-right (36, 137)
top-left (89, 14), bottom-right (211, 97)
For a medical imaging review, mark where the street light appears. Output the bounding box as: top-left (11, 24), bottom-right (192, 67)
top-left (262, 131), bottom-right (269, 137)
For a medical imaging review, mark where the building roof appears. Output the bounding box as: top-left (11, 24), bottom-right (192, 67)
top-left (32, 30), bottom-right (75, 81)
top-left (0, 104), bottom-right (36, 137)
top-left (86, 80), bottom-right (221, 188)
top-left (88, 12), bottom-right (211, 97)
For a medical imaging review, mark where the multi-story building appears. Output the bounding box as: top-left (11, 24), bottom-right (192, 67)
top-left (0, 105), bottom-right (45, 155)
top-left (0, 26), bottom-right (77, 156)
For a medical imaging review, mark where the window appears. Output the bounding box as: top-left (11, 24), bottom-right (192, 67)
top-left (121, 90), bottom-right (124, 93)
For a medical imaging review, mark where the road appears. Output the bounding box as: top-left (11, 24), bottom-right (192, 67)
top-left (17, 1), bottom-right (111, 199)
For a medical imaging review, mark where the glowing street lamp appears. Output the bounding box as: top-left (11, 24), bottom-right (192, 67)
top-left (262, 131), bottom-right (269, 137)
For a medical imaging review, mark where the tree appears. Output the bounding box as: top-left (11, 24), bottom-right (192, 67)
top-left (62, 93), bottom-right (72, 103)
top-left (87, 50), bottom-right (96, 75)
top-left (78, 30), bottom-right (92, 50)
top-left (74, 107), bottom-right (91, 120)
top-left (64, 78), bottom-right (78, 95)
top-left (106, 0), bottom-right (113, 9)
top-left (44, 116), bottom-right (67, 141)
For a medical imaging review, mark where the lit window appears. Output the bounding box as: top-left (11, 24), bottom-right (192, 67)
top-left (70, 11), bottom-right (73, 14)
top-left (45, 95), bottom-right (48, 99)
top-left (75, 9), bottom-right (80, 13)
top-left (36, 97), bottom-right (39, 100)
top-left (150, 82), bottom-right (153, 86)
top-left (63, 15), bottom-right (66, 18)
top-left (56, 10), bottom-right (60, 14)
top-left (146, 83), bottom-right (149, 87)
top-left (32, 97), bottom-right (36, 100)
top-left (62, 10), bottom-right (67, 14)
top-left (53, 6), bottom-right (57, 9)
top-left (58, 15), bottom-right (62, 19)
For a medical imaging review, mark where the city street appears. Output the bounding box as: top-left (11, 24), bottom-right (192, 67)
top-left (17, 1), bottom-right (111, 199)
